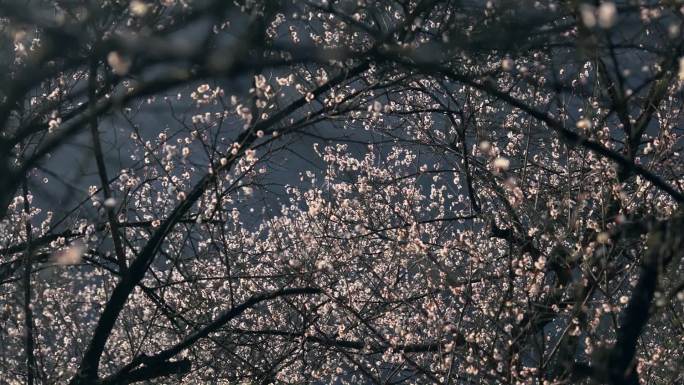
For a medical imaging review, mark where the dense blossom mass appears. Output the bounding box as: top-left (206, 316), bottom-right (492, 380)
top-left (0, 1), bottom-right (683, 384)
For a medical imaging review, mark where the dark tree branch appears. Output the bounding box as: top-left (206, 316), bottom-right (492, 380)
top-left (89, 60), bottom-right (127, 272)
top-left (21, 180), bottom-right (36, 385)
top-left (106, 287), bottom-right (322, 384)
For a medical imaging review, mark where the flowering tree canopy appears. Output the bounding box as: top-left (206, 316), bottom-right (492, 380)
top-left (1, 1), bottom-right (683, 384)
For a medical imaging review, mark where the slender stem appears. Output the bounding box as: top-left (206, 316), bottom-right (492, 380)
top-left (89, 60), bottom-right (127, 272)
top-left (22, 180), bottom-right (36, 385)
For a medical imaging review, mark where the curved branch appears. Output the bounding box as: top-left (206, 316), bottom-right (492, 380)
top-left (397, 58), bottom-right (684, 203)
top-left (105, 287), bottom-right (322, 385)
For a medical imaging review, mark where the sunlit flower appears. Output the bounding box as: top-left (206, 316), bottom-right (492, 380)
top-left (107, 51), bottom-right (131, 75)
top-left (129, 0), bottom-right (149, 16)
top-left (493, 156), bottom-right (510, 171)
top-left (597, 2), bottom-right (617, 28)
top-left (52, 242), bottom-right (85, 265)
